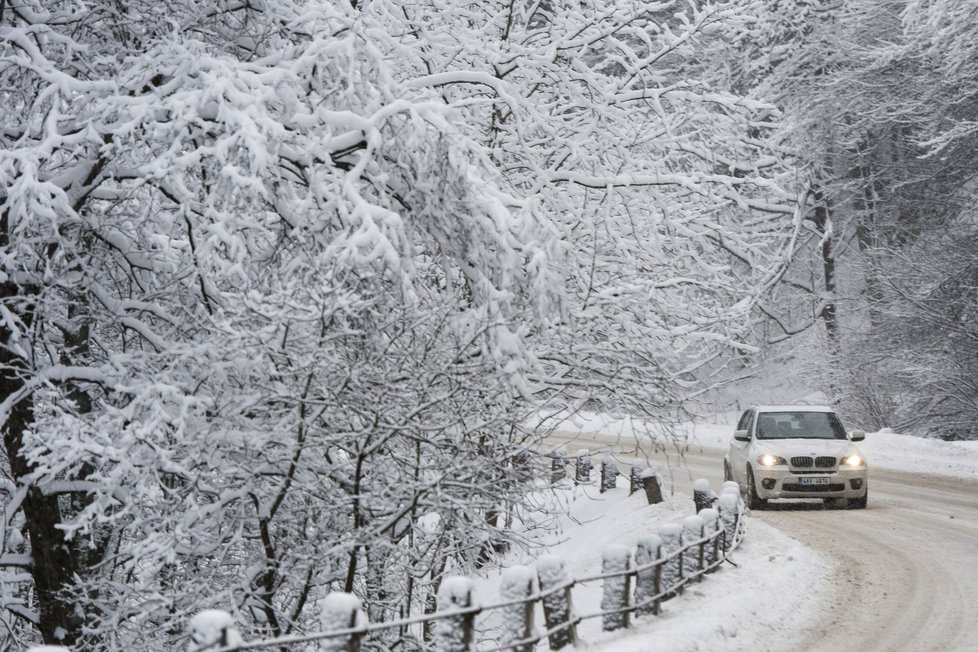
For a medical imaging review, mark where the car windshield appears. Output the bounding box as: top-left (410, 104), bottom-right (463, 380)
top-left (755, 411), bottom-right (847, 440)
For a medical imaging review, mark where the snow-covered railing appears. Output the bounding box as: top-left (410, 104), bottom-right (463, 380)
top-left (171, 480), bottom-right (745, 652)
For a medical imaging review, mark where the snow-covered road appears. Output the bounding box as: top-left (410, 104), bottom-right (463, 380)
top-left (543, 422), bottom-right (978, 651)
top-left (760, 466), bottom-right (978, 651)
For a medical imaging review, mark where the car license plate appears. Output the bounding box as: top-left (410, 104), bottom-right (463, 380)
top-left (797, 476), bottom-right (831, 485)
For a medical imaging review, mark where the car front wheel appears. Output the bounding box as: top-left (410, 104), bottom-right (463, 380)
top-left (746, 467), bottom-right (767, 510)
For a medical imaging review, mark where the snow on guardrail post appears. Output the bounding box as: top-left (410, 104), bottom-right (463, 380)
top-left (188, 609), bottom-right (243, 652)
top-left (498, 566), bottom-right (535, 652)
top-left (634, 534), bottom-right (663, 616)
top-left (721, 480), bottom-right (740, 495)
top-left (600, 544), bottom-right (632, 631)
top-left (720, 481), bottom-right (744, 543)
top-left (693, 478), bottom-right (718, 512)
top-left (320, 592), bottom-right (368, 651)
top-left (682, 515), bottom-right (706, 583)
top-left (659, 523), bottom-right (683, 599)
top-left (629, 461), bottom-right (647, 495)
top-left (549, 447), bottom-right (568, 483)
top-left (536, 555), bottom-right (577, 650)
top-left (600, 457), bottom-right (618, 493)
top-left (575, 449), bottom-right (592, 484)
top-left (717, 492), bottom-right (740, 553)
top-left (697, 508), bottom-right (721, 573)
top-left (640, 467), bottom-right (663, 504)
top-left (433, 577), bottom-right (477, 652)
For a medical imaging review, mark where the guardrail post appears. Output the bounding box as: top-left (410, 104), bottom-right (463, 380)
top-left (434, 577), bottom-right (477, 652)
top-left (600, 457), bottom-right (618, 493)
top-left (320, 592), bottom-right (367, 651)
top-left (640, 467), bottom-right (663, 504)
top-left (717, 493), bottom-right (740, 553)
top-left (693, 479), bottom-right (718, 512)
top-left (575, 449), bottom-right (592, 484)
top-left (498, 566), bottom-right (535, 652)
top-left (536, 555), bottom-right (577, 650)
top-left (550, 447), bottom-right (567, 483)
top-left (188, 609), bottom-right (243, 651)
top-left (634, 535), bottom-right (663, 616)
top-left (721, 480), bottom-right (741, 495)
top-left (682, 515), bottom-right (706, 582)
top-left (697, 508), bottom-right (721, 573)
top-left (629, 462), bottom-right (647, 495)
top-left (600, 544), bottom-right (632, 631)
top-left (659, 523), bottom-right (683, 599)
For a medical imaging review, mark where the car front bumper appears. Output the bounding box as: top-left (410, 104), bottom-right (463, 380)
top-left (753, 467), bottom-right (868, 500)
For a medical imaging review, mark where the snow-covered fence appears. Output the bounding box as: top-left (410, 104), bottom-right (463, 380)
top-left (574, 449), bottom-right (592, 484)
top-left (640, 466), bottom-right (664, 504)
top-left (600, 457), bottom-right (618, 492)
top-left (188, 481), bottom-right (742, 652)
top-left (718, 481), bottom-right (746, 553)
top-left (548, 447), bottom-right (568, 483)
top-left (629, 461), bottom-right (647, 495)
top-left (692, 478), bottom-right (718, 512)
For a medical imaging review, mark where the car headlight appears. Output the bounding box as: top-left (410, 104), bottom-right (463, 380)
top-left (757, 454), bottom-right (787, 467)
top-left (840, 454), bottom-right (865, 467)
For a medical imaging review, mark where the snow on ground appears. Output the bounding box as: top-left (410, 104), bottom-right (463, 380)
top-left (474, 478), bottom-right (833, 651)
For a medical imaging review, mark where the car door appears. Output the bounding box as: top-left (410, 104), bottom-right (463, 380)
top-left (728, 409), bottom-right (754, 484)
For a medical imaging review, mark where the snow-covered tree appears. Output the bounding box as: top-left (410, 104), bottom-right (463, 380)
top-left (0, 0), bottom-right (802, 648)
top-left (727, 0), bottom-right (978, 431)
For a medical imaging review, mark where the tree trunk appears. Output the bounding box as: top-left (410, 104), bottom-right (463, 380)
top-left (811, 188), bottom-right (839, 350)
top-left (0, 285), bottom-right (82, 646)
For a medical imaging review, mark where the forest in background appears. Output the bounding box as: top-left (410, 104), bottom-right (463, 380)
top-left (1, 0), bottom-right (975, 648)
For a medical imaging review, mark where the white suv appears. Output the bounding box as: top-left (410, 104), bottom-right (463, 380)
top-left (724, 405), bottom-right (868, 509)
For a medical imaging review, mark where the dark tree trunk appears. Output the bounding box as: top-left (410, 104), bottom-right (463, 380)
top-left (0, 285), bottom-right (82, 646)
top-left (811, 188), bottom-right (839, 349)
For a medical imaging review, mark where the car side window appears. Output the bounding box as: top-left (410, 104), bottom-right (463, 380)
top-left (736, 410), bottom-right (755, 435)
top-left (736, 410), bottom-right (751, 431)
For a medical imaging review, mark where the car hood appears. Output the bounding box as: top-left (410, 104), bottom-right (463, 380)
top-left (754, 439), bottom-right (862, 457)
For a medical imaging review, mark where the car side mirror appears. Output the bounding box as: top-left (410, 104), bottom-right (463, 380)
top-left (733, 429), bottom-right (751, 442)
top-left (850, 429), bottom-right (866, 442)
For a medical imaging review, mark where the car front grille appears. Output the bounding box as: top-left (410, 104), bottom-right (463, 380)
top-left (790, 456), bottom-right (837, 470)
top-left (782, 483), bottom-right (846, 492)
